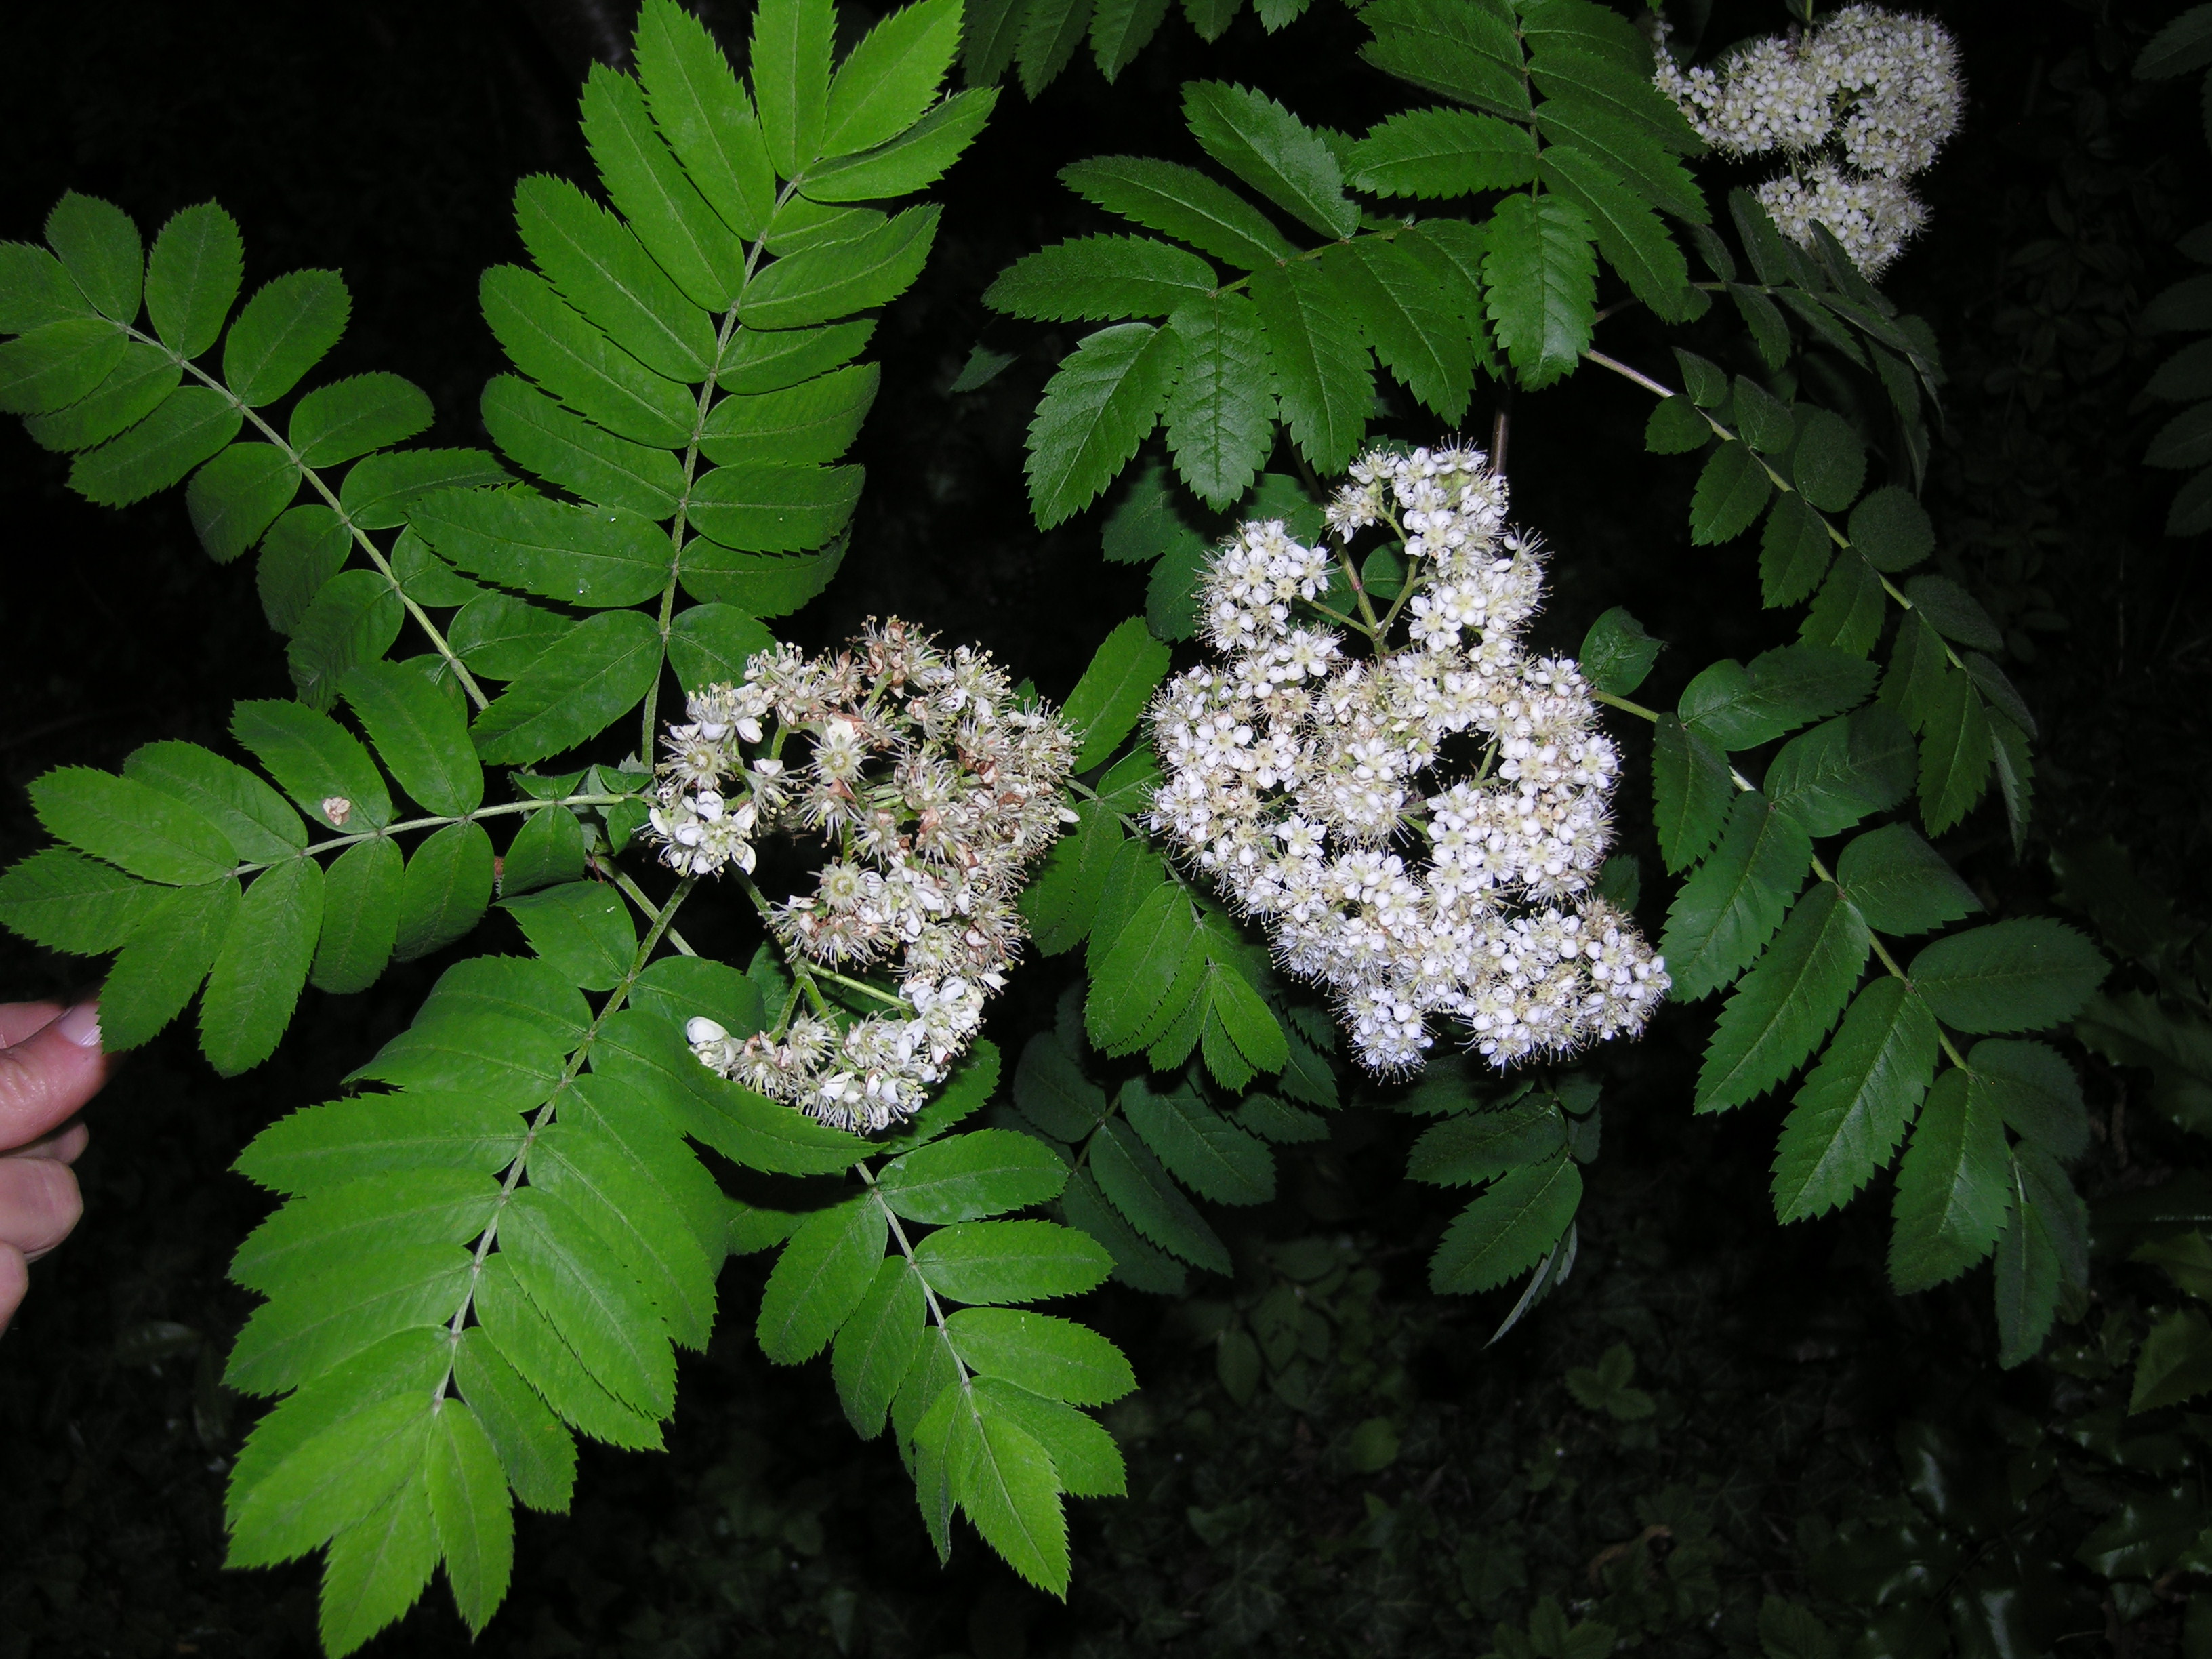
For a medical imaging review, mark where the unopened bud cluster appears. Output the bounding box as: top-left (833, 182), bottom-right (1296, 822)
top-left (649, 619), bottom-right (1077, 1132)
top-left (1653, 5), bottom-right (1961, 276)
top-left (1148, 445), bottom-right (1667, 1076)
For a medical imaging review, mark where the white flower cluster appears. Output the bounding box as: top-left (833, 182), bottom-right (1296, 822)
top-left (649, 619), bottom-right (1077, 1132)
top-left (1147, 445), bottom-right (1668, 1077)
top-left (1653, 5), bottom-right (1961, 276)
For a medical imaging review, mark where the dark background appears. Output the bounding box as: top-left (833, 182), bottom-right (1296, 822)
top-left (1, 1), bottom-right (2207, 1655)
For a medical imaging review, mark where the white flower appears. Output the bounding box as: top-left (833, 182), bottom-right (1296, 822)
top-left (1148, 445), bottom-right (1668, 1077)
top-left (1652, 5), bottom-right (1961, 276)
top-left (657, 618), bottom-right (1078, 1132)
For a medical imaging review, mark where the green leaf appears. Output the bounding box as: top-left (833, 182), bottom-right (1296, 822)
top-left (738, 205), bottom-right (940, 331)
top-left (1770, 984), bottom-right (1936, 1220)
top-left (257, 505), bottom-right (352, 636)
top-left (1348, 107), bottom-right (1536, 197)
top-left (677, 535), bottom-right (848, 615)
top-left (451, 1328), bottom-right (579, 1512)
top-left (1430, 1154), bottom-right (1582, 1293)
top-left (226, 1391), bottom-right (433, 1570)
top-left (226, 1242), bottom-right (472, 1397)
top-left (421, 956), bottom-right (592, 1047)
top-left (1695, 883), bottom-right (1871, 1113)
top-left (758, 1197), bottom-right (887, 1364)
top-left (501, 881), bottom-right (635, 991)
top-left (1800, 551), bottom-right (1885, 656)
top-left (70, 384), bottom-right (241, 506)
top-left (1359, 0), bottom-right (1530, 120)
top-left (499, 1185), bottom-right (676, 1416)
top-left (1164, 292), bottom-right (1276, 508)
top-left (1537, 145), bottom-right (1695, 321)
top-left (878, 1129), bottom-right (1069, 1223)
top-left (1690, 442), bottom-right (1773, 545)
top-left (352, 1010), bottom-right (567, 1114)
top-left (470, 609), bottom-right (663, 766)
top-left (698, 362), bottom-right (878, 465)
top-left (515, 176), bottom-right (713, 383)
top-left (717, 320), bottom-right (875, 394)
top-left (340, 447), bottom-right (510, 532)
top-left (338, 660), bottom-right (483, 818)
top-left (833, 1256), bottom-right (926, 1438)
top-left (201, 857), bottom-right (324, 1076)
top-left (21, 338), bottom-right (178, 454)
top-left (0, 317), bottom-right (126, 417)
top-left (1061, 156), bottom-right (1300, 271)
top-left (915, 1218), bottom-right (1113, 1304)
top-left (145, 201), bottom-right (243, 357)
top-left (1730, 375), bottom-right (1795, 453)
top-left (686, 462), bottom-right (862, 552)
top-left (30, 765), bottom-right (239, 885)
top-left (1206, 962), bottom-right (1288, 1080)
top-left (988, 234), bottom-right (1218, 324)
top-left (392, 823), bottom-right (497, 962)
top-left (581, 65), bottom-right (741, 314)
top-left (1909, 919), bottom-right (2106, 1035)
top-left (1061, 617), bottom-right (1171, 771)
top-left (665, 604), bottom-right (776, 694)
top-left (1183, 80), bottom-right (1358, 240)
top-left (230, 1167), bottom-right (500, 1299)
top-left (1091, 0), bottom-right (1172, 80)
top-left (1235, 1094), bottom-right (1329, 1144)
top-left (1020, 803), bottom-right (1122, 957)
top-left (1012, 1030), bottom-right (1111, 1139)
top-left (0, 238), bottom-right (92, 333)
top-left (1408, 1099), bottom-right (1566, 1185)
top-left (805, 85), bottom-right (996, 200)
top-left (480, 265), bottom-right (695, 448)
top-left (1531, 43), bottom-right (1699, 150)
top-left (1644, 394), bottom-right (1708, 455)
top-left (973, 1377), bottom-right (1124, 1498)
top-left (2131, 1307), bottom-right (2212, 1413)
top-left (1482, 193), bottom-right (1596, 391)
top-left (424, 1401), bottom-right (514, 1637)
top-left (528, 1116), bottom-right (718, 1350)
top-left (410, 487), bottom-right (673, 609)
top-left (954, 1406), bottom-right (1071, 1597)
top-left (1660, 792), bottom-right (1812, 1001)
top-left (1681, 645), bottom-right (1877, 750)
top-left (1651, 713), bottom-right (1733, 874)
top-left (1760, 491), bottom-right (1834, 607)
top-left (1059, 1167), bottom-right (1187, 1294)
top-left (1834, 823), bottom-right (1979, 936)
top-left (480, 373), bottom-right (682, 517)
top-left (1089, 1117), bottom-right (1230, 1274)
top-left (1849, 485), bottom-right (1934, 573)
top-left (1248, 260), bottom-right (1372, 474)
top-left (634, 0), bottom-right (775, 239)
top-left (182, 441), bottom-right (296, 565)
top-left (99, 878), bottom-right (238, 1050)
top-left (819, 0), bottom-right (962, 156)
top-left (311, 839), bottom-right (403, 994)
top-left (1124, 1077), bottom-right (1276, 1204)
top-left (283, 373), bottom-right (430, 469)
top-left (470, 1256), bottom-right (665, 1450)
top-left (1534, 97), bottom-right (1705, 224)
top-left (1087, 882), bottom-right (1199, 1050)
top-left (1578, 606), bottom-right (1660, 696)
top-left (1889, 1068), bottom-right (2012, 1293)
top-left (0, 848), bottom-right (163, 956)
top-left (1970, 1038), bottom-right (2087, 1161)
top-left (223, 269), bottom-right (349, 405)
top-left (1026, 321), bottom-right (1180, 529)
top-left (1325, 237), bottom-right (1470, 424)
top-left (946, 1307), bottom-right (1135, 1404)
top-left (1791, 408), bottom-right (1866, 513)
top-left (750, 0), bottom-right (836, 172)
top-left (283, 570), bottom-right (403, 712)
top-left (45, 190), bottom-right (143, 323)
top-left (1764, 705), bottom-right (1914, 838)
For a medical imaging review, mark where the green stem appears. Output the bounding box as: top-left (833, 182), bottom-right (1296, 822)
top-left (1590, 667), bottom-right (1969, 1067)
top-left (125, 322), bottom-right (493, 710)
top-left (1580, 348), bottom-right (1979, 680)
top-left (641, 182), bottom-right (802, 760)
top-left (227, 790), bottom-right (634, 878)
top-left (435, 875), bottom-right (697, 1398)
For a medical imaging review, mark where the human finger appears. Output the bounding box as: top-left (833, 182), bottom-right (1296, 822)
top-left (0, 1155), bottom-right (83, 1261)
top-left (12, 1120), bottom-right (89, 1164)
top-left (0, 1244), bottom-right (24, 1336)
top-left (0, 1002), bottom-right (64, 1048)
top-left (0, 1004), bottom-right (108, 1153)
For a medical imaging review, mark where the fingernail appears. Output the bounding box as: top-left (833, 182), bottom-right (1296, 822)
top-left (56, 1004), bottom-right (100, 1049)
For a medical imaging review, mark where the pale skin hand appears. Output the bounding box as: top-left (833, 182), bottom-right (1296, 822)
top-left (0, 1002), bottom-right (108, 1336)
